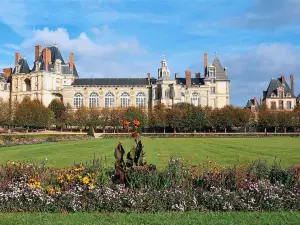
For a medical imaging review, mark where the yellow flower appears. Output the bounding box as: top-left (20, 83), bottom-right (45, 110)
top-left (89, 184), bottom-right (95, 189)
top-left (82, 176), bottom-right (90, 184)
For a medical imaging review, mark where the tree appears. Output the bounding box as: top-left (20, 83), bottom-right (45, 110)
top-left (186, 106), bottom-right (205, 132)
top-left (258, 109), bottom-right (276, 133)
top-left (74, 106), bottom-right (89, 132)
top-left (48, 99), bottom-right (67, 129)
top-left (166, 107), bottom-right (185, 132)
top-left (87, 108), bottom-right (101, 129)
top-left (14, 98), bottom-right (54, 130)
top-left (0, 99), bottom-right (11, 127)
top-left (276, 111), bottom-right (293, 133)
top-left (151, 103), bottom-right (167, 133)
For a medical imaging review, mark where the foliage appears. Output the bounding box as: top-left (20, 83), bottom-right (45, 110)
top-left (14, 98), bottom-right (54, 129)
top-left (0, 158), bottom-right (299, 213)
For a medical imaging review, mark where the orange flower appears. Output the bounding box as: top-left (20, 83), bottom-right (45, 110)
top-left (133, 120), bottom-right (140, 126)
top-left (123, 121), bottom-right (130, 126)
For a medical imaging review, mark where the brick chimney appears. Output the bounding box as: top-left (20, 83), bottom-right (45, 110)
top-left (69, 52), bottom-right (74, 72)
top-left (281, 74), bottom-right (285, 84)
top-left (254, 96), bottom-right (257, 107)
top-left (3, 68), bottom-right (12, 80)
top-left (185, 70), bottom-right (191, 86)
top-left (35, 45), bottom-right (41, 61)
top-left (290, 74), bottom-right (294, 95)
top-left (175, 73), bottom-right (178, 79)
top-left (147, 72), bottom-right (151, 85)
top-left (43, 48), bottom-right (51, 71)
top-left (195, 72), bottom-right (201, 78)
top-left (204, 53), bottom-right (208, 77)
top-left (15, 52), bottom-right (21, 66)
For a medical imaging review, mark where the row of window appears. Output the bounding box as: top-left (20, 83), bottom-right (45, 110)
top-left (74, 92), bottom-right (147, 108)
top-left (270, 101), bottom-right (292, 110)
top-left (271, 92), bottom-right (291, 98)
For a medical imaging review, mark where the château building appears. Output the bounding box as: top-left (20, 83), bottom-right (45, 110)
top-left (0, 45), bottom-right (230, 109)
top-left (246, 74), bottom-right (297, 111)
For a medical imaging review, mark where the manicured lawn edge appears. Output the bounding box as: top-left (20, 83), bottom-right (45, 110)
top-left (0, 212), bottom-right (299, 225)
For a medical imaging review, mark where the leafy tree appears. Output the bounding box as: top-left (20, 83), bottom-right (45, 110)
top-left (276, 111), bottom-right (293, 133)
top-left (48, 99), bottom-right (67, 122)
top-left (123, 107), bottom-right (147, 127)
top-left (0, 99), bottom-right (11, 127)
top-left (258, 109), bottom-right (276, 133)
top-left (186, 106), bottom-right (205, 132)
top-left (74, 106), bottom-right (89, 131)
top-left (166, 107), bottom-right (185, 132)
top-left (151, 103), bottom-right (167, 133)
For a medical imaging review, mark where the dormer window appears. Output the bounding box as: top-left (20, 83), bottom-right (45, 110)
top-left (278, 91), bottom-right (283, 98)
top-left (271, 93), bottom-right (276, 98)
top-left (208, 66), bottom-right (216, 78)
top-left (54, 59), bottom-right (62, 74)
top-left (35, 62), bottom-right (40, 71)
top-left (286, 93), bottom-right (291, 97)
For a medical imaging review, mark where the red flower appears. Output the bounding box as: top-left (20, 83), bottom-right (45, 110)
top-left (123, 121), bottom-right (130, 126)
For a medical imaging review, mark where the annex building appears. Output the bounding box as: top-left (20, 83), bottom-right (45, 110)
top-left (0, 45), bottom-right (230, 109)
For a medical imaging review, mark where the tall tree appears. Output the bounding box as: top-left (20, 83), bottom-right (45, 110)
top-left (0, 99), bottom-right (11, 127)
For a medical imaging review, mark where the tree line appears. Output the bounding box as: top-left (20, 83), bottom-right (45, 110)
top-left (1, 97), bottom-right (300, 133)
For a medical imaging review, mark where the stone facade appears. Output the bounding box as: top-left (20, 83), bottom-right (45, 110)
top-left (3, 45), bottom-right (230, 109)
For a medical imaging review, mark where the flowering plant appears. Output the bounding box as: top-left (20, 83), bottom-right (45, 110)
top-left (123, 120), bottom-right (141, 139)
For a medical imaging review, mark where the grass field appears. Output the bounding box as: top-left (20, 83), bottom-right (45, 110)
top-left (0, 212), bottom-right (299, 225)
top-left (0, 137), bottom-right (300, 168)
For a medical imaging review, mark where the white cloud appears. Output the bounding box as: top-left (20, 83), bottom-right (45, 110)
top-left (11, 27), bottom-right (158, 78)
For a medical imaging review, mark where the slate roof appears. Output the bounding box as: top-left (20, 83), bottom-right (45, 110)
top-left (12, 58), bottom-right (30, 74)
top-left (297, 94), bottom-right (300, 102)
top-left (175, 78), bottom-right (205, 85)
top-left (211, 56), bottom-right (229, 80)
top-left (263, 77), bottom-right (295, 99)
top-left (245, 99), bottom-right (259, 109)
top-left (72, 78), bottom-right (155, 86)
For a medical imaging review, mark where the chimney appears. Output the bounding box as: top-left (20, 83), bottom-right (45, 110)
top-left (69, 52), bottom-right (74, 72)
top-left (35, 45), bottom-right (41, 61)
top-left (195, 72), bottom-right (201, 78)
top-left (290, 74), bottom-right (294, 95)
top-left (281, 74), bottom-right (285, 84)
top-left (254, 96), bottom-right (257, 107)
top-left (147, 72), bottom-right (151, 85)
top-left (15, 52), bottom-right (21, 66)
top-left (43, 48), bottom-right (51, 71)
top-left (3, 68), bottom-right (12, 80)
top-left (175, 73), bottom-right (178, 79)
top-left (260, 97), bottom-right (262, 106)
top-left (185, 70), bottom-right (191, 86)
top-left (204, 53), bottom-right (208, 77)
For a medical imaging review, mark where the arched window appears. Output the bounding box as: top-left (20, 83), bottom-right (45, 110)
top-left (74, 92), bottom-right (83, 108)
top-left (191, 92), bottom-right (200, 106)
top-left (165, 89), bottom-right (170, 99)
top-left (136, 92), bottom-right (146, 108)
top-left (105, 92), bottom-right (115, 108)
top-left (24, 78), bottom-right (31, 92)
top-left (89, 92), bottom-right (99, 108)
top-left (120, 92), bottom-right (130, 107)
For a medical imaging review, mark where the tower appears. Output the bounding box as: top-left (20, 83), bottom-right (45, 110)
top-left (157, 57), bottom-right (170, 80)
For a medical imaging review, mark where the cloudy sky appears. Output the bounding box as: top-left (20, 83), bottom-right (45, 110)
top-left (0, 0), bottom-right (300, 106)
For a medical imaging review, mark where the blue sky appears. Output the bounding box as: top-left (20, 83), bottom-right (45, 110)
top-left (1, 0), bottom-right (300, 106)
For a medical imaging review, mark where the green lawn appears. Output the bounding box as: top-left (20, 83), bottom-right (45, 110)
top-left (0, 137), bottom-right (300, 168)
top-left (0, 212), bottom-right (299, 225)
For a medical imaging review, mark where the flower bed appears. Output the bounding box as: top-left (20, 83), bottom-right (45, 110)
top-left (0, 135), bottom-right (92, 147)
top-left (102, 133), bottom-right (300, 139)
top-left (0, 159), bottom-right (299, 212)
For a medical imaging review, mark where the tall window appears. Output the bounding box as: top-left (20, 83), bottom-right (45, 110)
top-left (210, 87), bottom-right (215, 95)
top-left (165, 89), bottom-right (170, 99)
top-left (89, 92), bottom-right (99, 108)
top-left (74, 92), bottom-right (83, 108)
top-left (24, 78), bottom-right (31, 92)
top-left (120, 92), bottom-right (130, 107)
top-left (271, 101), bottom-right (276, 110)
top-left (191, 92), bottom-right (200, 106)
top-left (105, 92), bottom-right (115, 108)
top-left (287, 101), bottom-right (292, 110)
top-left (209, 67), bottom-right (216, 78)
top-left (278, 91), bottom-right (283, 98)
top-left (279, 100), bottom-right (284, 110)
top-left (136, 92), bottom-right (146, 108)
